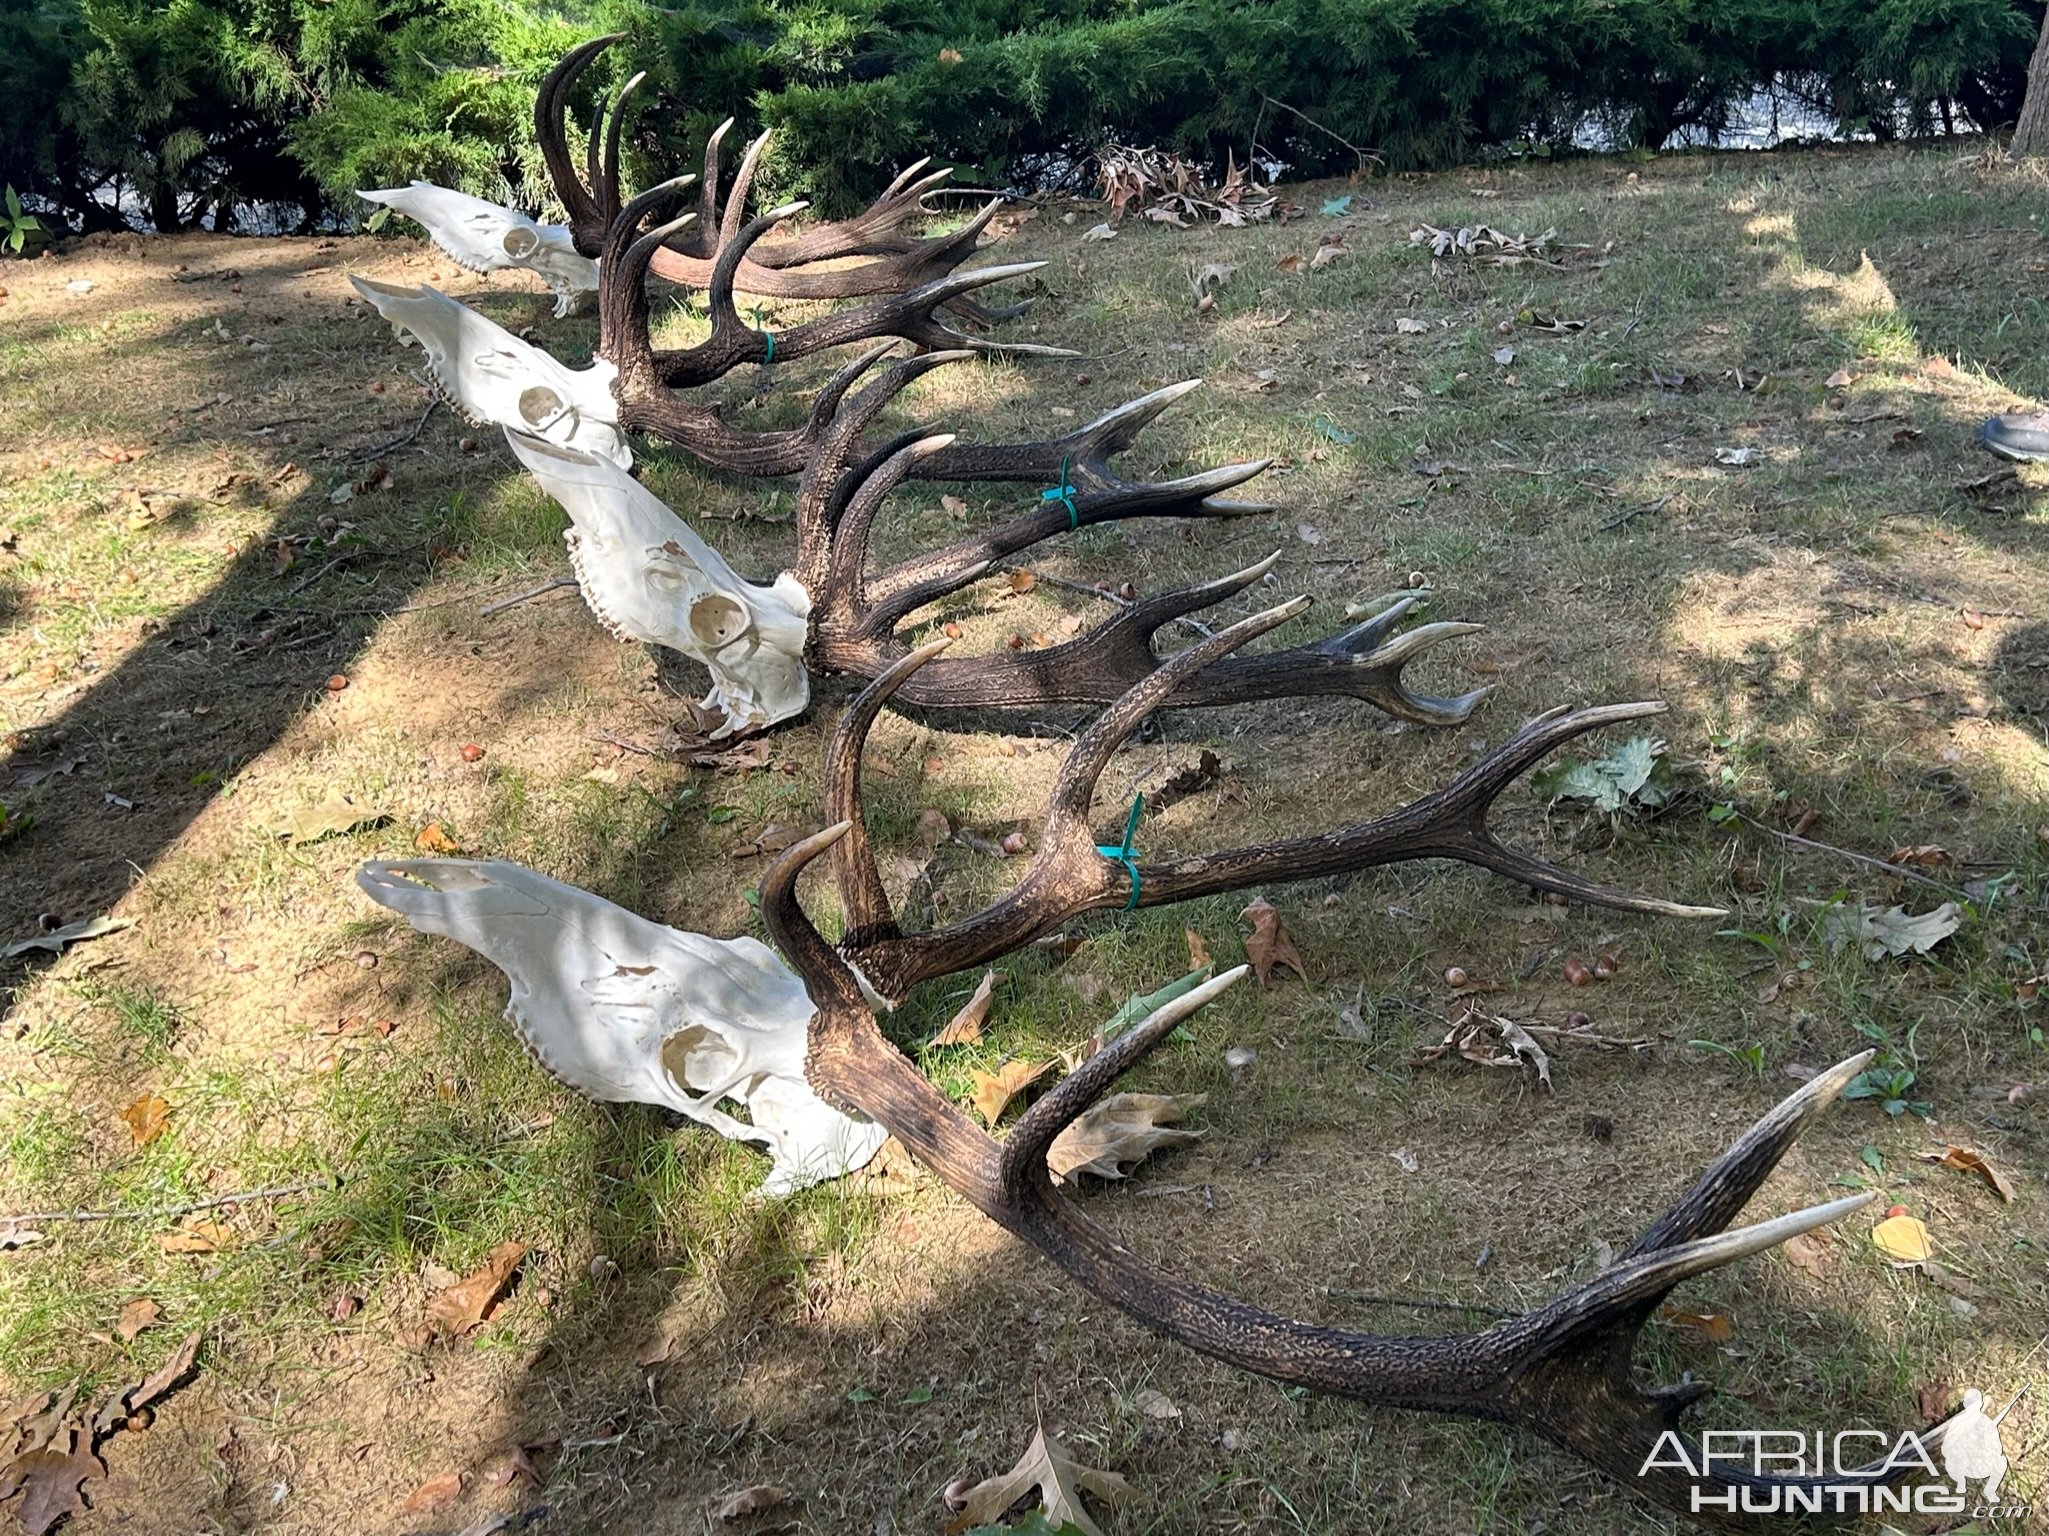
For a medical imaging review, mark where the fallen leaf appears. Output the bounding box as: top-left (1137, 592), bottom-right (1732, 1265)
top-left (1714, 446), bottom-right (1760, 466)
top-left (114, 1299), bottom-right (162, 1343)
top-left (1081, 223), bottom-right (1117, 242)
top-left (1394, 316), bottom-right (1428, 334)
top-left (1193, 261), bottom-right (1236, 294)
top-left (2, 1448), bottom-right (104, 1536)
top-left (425, 1241), bottom-right (526, 1334)
top-left (1888, 844), bottom-right (1956, 871)
top-left (1009, 568), bottom-right (1037, 594)
top-left (3, 915), bottom-right (133, 959)
top-left (714, 1485), bottom-right (787, 1520)
top-left (123, 1330), bottom-right (201, 1416)
top-left (487, 1444), bottom-right (541, 1490)
top-left (1319, 195), bottom-right (1353, 216)
top-left (1131, 1387), bottom-right (1181, 1420)
top-left (1782, 1232), bottom-right (1829, 1277)
top-left (1493, 345), bottom-right (1516, 365)
top-left (1049, 1092), bottom-right (1206, 1181)
top-left (969, 1060), bottom-right (1050, 1126)
top-left (413, 822), bottom-right (461, 855)
top-left (1185, 929), bottom-right (1210, 969)
top-left (156, 1221), bottom-right (231, 1255)
top-left (1918, 1145), bottom-right (2016, 1202)
top-left (280, 792), bottom-right (386, 846)
top-left (0, 1227), bottom-right (45, 1252)
top-left (398, 1471), bottom-right (463, 1516)
top-left (945, 1423), bottom-right (1134, 1536)
top-left (933, 970), bottom-right (1002, 1047)
top-left (1308, 242), bottom-right (1347, 271)
top-left (1916, 1381), bottom-right (1955, 1423)
top-left (1310, 415), bottom-right (1355, 445)
top-left (1872, 1212), bottom-right (1934, 1264)
top-left (1660, 1307), bottom-right (1735, 1343)
top-left (1822, 901), bottom-right (1962, 961)
top-left (1238, 897), bottom-right (1306, 985)
top-left (1273, 252), bottom-right (1305, 273)
top-left (119, 1095), bottom-right (171, 1146)
top-left (941, 494), bottom-right (968, 515)
top-left (1825, 368), bottom-right (1854, 389)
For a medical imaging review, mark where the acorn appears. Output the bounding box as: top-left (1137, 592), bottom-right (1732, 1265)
top-left (1443, 965), bottom-right (1469, 987)
top-left (1563, 958), bottom-right (1593, 987)
top-left (1594, 951), bottom-right (1620, 979)
top-left (1567, 1010), bottom-right (1591, 1029)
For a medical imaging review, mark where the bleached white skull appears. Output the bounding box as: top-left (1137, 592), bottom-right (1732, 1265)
top-left (503, 428), bottom-right (812, 737)
top-left (356, 858), bottom-right (887, 1197)
top-left (358, 183), bottom-right (599, 317)
top-left (347, 276), bottom-right (630, 469)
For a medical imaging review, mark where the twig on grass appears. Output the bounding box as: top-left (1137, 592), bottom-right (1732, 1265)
top-left (3, 1178), bottom-right (332, 1228)
top-left (1731, 810), bottom-right (1974, 900)
top-left (350, 394), bottom-right (442, 462)
top-left (481, 577), bottom-right (579, 617)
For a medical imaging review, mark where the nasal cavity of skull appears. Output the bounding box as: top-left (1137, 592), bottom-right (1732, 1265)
top-left (501, 227), bottom-right (541, 259)
top-left (661, 1024), bottom-right (750, 1107)
top-left (518, 385), bottom-right (568, 429)
top-left (689, 594), bottom-right (750, 649)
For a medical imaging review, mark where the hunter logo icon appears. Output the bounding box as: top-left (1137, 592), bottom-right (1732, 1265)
top-left (1940, 1389), bottom-right (2009, 1504)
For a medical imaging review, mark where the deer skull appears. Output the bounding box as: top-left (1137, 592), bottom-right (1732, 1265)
top-left (358, 183), bottom-right (599, 317)
top-left (504, 429), bottom-right (812, 736)
top-left (356, 857), bottom-right (887, 1197)
top-left (347, 276), bottom-right (630, 468)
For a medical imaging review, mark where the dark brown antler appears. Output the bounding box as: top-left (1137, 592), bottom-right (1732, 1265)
top-left (822, 611), bottom-right (1719, 1002)
top-left (536, 36), bottom-right (1003, 303)
top-left (761, 827), bottom-right (1917, 1521)
top-left (596, 181), bottom-right (1058, 392)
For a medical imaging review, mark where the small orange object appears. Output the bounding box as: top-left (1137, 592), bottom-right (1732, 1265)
top-left (325, 674), bottom-right (348, 692)
top-left (1884, 1204), bottom-right (1909, 1219)
top-left (460, 742), bottom-right (483, 762)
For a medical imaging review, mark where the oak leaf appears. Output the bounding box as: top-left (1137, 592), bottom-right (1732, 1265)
top-left (398, 1470), bottom-right (463, 1515)
top-left (1185, 928), bottom-right (1210, 970)
top-left (1048, 1093), bottom-right (1206, 1182)
top-left (413, 822), bottom-right (461, 855)
top-left (120, 1095), bottom-right (171, 1146)
top-left (425, 1241), bottom-right (526, 1334)
top-left (1238, 897), bottom-right (1306, 984)
top-left (280, 791), bottom-right (386, 845)
top-left (156, 1220), bottom-right (231, 1254)
top-left (944, 1424), bottom-right (1133, 1536)
top-left (1872, 1213), bottom-right (1933, 1263)
top-left (1659, 1307), bottom-right (1734, 1343)
top-left (714, 1484), bottom-right (787, 1520)
top-left (969, 1060), bottom-right (1050, 1126)
top-left (0, 1448), bottom-right (104, 1536)
top-left (1918, 1144), bottom-right (2016, 1202)
top-left (114, 1298), bottom-right (162, 1343)
top-left (933, 970), bottom-right (1003, 1047)
top-left (1821, 901), bottom-right (1960, 961)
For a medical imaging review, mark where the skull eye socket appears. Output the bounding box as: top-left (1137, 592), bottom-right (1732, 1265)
top-left (689, 594), bottom-right (750, 648)
top-left (661, 1024), bottom-right (741, 1094)
top-left (501, 227), bottom-right (539, 259)
top-left (518, 385), bottom-right (567, 427)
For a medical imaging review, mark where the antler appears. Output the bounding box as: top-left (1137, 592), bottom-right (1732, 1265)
top-left (821, 611), bottom-right (1719, 1002)
top-left (536, 36), bottom-right (1004, 304)
top-left (762, 830), bottom-right (1917, 1521)
top-left (597, 181), bottom-right (1057, 393)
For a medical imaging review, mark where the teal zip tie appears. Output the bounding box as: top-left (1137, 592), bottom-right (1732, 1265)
top-left (1041, 455), bottom-right (1078, 531)
top-left (1096, 793), bottom-right (1144, 910)
top-left (746, 305), bottom-right (775, 364)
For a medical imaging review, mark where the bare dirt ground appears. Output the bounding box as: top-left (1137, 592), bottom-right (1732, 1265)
top-left (2, 143), bottom-right (2045, 1535)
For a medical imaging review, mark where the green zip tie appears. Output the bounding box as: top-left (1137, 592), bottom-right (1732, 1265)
top-left (1041, 455), bottom-right (1078, 531)
top-left (1096, 793), bottom-right (1144, 910)
top-left (746, 305), bottom-right (775, 364)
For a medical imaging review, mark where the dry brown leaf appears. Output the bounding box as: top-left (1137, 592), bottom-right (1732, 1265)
top-left (714, 1485), bottom-right (787, 1520)
top-left (398, 1470), bottom-right (463, 1515)
top-left (1185, 928), bottom-right (1210, 970)
top-left (113, 1298), bottom-right (161, 1344)
top-left (1782, 1232), bottom-right (1828, 1277)
top-left (1009, 568), bottom-right (1037, 594)
top-left (0, 1448), bottom-right (104, 1536)
top-left (281, 791), bottom-right (385, 845)
top-left (1273, 252), bottom-right (1304, 273)
top-left (1916, 1381), bottom-right (1955, 1423)
top-left (1887, 844), bottom-right (1956, 871)
top-left (487, 1444), bottom-right (541, 1490)
top-left (945, 1423), bottom-right (1134, 1536)
top-left (156, 1220), bottom-right (231, 1255)
top-left (123, 1330), bottom-right (201, 1416)
top-left (1238, 897), bottom-right (1306, 985)
top-left (1048, 1092), bottom-right (1207, 1182)
top-left (1872, 1212), bottom-right (1933, 1263)
top-left (1659, 1307), bottom-right (1734, 1343)
top-left (969, 1059), bottom-right (1050, 1126)
top-left (933, 970), bottom-right (1002, 1047)
top-left (1918, 1144), bottom-right (2016, 1202)
top-left (119, 1095), bottom-right (170, 1146)
top-left (1395, 316), bottom-right (1429, 334)
top-left (425, 1241), bottom-right (526, 1335)
top-left (413, 822), bottom-right (461, 855)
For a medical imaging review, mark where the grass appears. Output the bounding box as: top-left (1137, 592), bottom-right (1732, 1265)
top-left (0, 142), bottom-right (2046, 1534)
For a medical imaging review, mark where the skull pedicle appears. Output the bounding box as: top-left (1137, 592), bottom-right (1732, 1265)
top-left (355, 857), bottom-right (886, 1197)
top-left (503, 429), bottom-right (811, 736)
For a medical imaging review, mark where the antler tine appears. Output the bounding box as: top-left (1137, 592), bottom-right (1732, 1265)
top-left (697, 118), bottom-right (735, 250)
top-left (1002, 965), bottom-right (1252, 1186)
top-left (823, 433), bottom-right (959, 609)
top-left (825, 637), bottom-right (956, 947)
top-left (596, 179), bottom-right (696, 385)
top-left (1622, 1049), bottom-right (1876, 1259)
top-left (595, 69), bottom-right (646, 219)
top-left (718, 129), bottom-right (775, 252)
top-left (758, 821), bottom-right (874, 1015)
top-left (870, 554), bottom-right (1285, 694)
top-left (536, 32), bottom-right (624, 244)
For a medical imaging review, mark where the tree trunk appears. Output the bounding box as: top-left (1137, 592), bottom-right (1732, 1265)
top-left (2012, 6), bottom-right (2049, 155)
